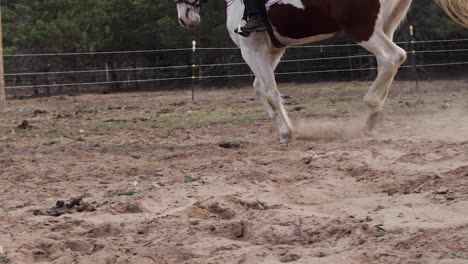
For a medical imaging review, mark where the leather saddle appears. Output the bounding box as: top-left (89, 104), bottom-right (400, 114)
top-left (234, 0), bottom-right (285, 48)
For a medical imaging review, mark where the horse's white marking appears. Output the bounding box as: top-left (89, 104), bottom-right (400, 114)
top-left (278, 0), bottom-right (305, 10)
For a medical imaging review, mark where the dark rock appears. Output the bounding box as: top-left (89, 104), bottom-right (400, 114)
top-left (56, 200), bottom-right (65, 208)
top-left (17, 120), bottom-right (33, 129)
top-left (219, 139), bottom-right (243, 149)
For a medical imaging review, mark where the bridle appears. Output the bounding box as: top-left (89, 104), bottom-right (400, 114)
top-left (175, 0), bottom-right (205, 8)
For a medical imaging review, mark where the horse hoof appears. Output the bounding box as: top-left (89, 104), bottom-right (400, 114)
top-left (363, 129), bottom-right (376, 138)
top-left (279, 132), bottom-right (292, 143)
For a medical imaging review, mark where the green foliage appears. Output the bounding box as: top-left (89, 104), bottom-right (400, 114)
top-left (0, 254), bottom-right (10, 264)
top-left (406, 0), bottom-right (468, 40)
top-left (2, 0), bottom-right (466, 54)
top-left (184, 176), bottom-right (193, 183)
top-left (117, 190), bottom-right (138, 196)
top-left (2, 0), bottom-right (230, 54)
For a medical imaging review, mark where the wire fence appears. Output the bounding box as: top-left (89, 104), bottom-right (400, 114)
top-left (5, 38), bottom-right (468, 57)
top-left (4, 37), bottom-right (468, 96)
top-left (6, 48), bottom-right (468, 78)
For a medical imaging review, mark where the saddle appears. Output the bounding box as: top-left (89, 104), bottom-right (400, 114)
top-left (234, 0), bottom-right (285, 48)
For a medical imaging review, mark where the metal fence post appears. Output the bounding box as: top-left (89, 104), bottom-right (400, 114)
top-left (192, 40), bottom-right (197, 103)
top-left (409, 25), bottom-right (419, 89)
top-left (0, 10), bottom-right (6, 109)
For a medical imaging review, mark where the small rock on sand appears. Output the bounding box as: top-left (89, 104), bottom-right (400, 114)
top-left (17, 120), bottom-right (33, 129)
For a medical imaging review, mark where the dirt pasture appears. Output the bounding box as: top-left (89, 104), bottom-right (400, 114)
top-left (0, 80), bottom-right (467, 264)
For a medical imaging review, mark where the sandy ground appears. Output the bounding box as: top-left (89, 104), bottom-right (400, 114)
top-left (0, 80), bottom-right (467, 264)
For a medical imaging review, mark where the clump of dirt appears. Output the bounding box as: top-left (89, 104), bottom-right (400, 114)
top-left (110, 202), bottom-right (144, 214)
top-left (17, 120), bottom-right (33, 130)
top-left (219, 139), bottom-right (249, 149)
top-left (303, 218), bottom-right (358, 246)
top-left (207, 201), bottom-right (237, 219)
top-left (448, 165), bottom-right (468, 177)
top-left (381, 173), bottom-right (441, 196)
top-left (32, 109), bottom-right (48, 116)
top-left (33, 198), bottom-right (96, 217)
top-left (279, 252), bottom-right (301, 262)
top-left (87, 223), bottom-right (122, 238)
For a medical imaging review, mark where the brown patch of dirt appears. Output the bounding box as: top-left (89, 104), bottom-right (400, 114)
top-left (0, 81), bottom-right (467, 264)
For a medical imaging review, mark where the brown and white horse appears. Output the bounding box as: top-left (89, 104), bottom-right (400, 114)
top-left (175, 0), bottom-right (468, 142)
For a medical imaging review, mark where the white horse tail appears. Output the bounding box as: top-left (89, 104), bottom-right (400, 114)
top-left (436, 0), bottom-right (468, 27)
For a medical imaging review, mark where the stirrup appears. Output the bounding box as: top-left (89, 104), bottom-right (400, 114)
top-left (234, 23), bottom-right (251, 37)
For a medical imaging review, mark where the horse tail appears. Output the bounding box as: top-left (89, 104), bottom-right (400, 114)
top-left (435, 0), bottom-right (468, 27)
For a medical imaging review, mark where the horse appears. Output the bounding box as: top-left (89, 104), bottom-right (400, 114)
top-left (175, 0), bottom-right (468, 142)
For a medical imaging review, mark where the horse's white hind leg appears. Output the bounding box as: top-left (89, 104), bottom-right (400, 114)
top-left (359, 30), bottom-right (407, 135)
top-left (240, 39), bottom-right (292, 142)
top-left (383, 0), bottom-right (412, 40)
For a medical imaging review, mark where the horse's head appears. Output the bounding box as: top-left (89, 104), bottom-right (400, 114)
top-left (175, 0), bottom-right (206, 28)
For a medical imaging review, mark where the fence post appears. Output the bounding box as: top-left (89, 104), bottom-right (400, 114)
top-left (409, 25), bottom-right (419, 89)
top-left (45, 64), bottom-right (51, 96)
top-left (105, 62), bottom-right (110, 83)
top-left (192, 40), bottom-right (197, 103)
top-left (104, 62), bottom-right (111, 93)
top-left (0, 10), bottom-right (6, 109)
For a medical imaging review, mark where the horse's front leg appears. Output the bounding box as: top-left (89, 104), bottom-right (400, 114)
top-left (240, 40), bottom-right (293, 142)
top-left (253, 78), bottom-right (275, 119)
top-left (256, 75), bottom-right (293, 143)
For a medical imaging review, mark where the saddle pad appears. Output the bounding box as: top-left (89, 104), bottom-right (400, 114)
top-left (265, 0), bottom-right (281, 8)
